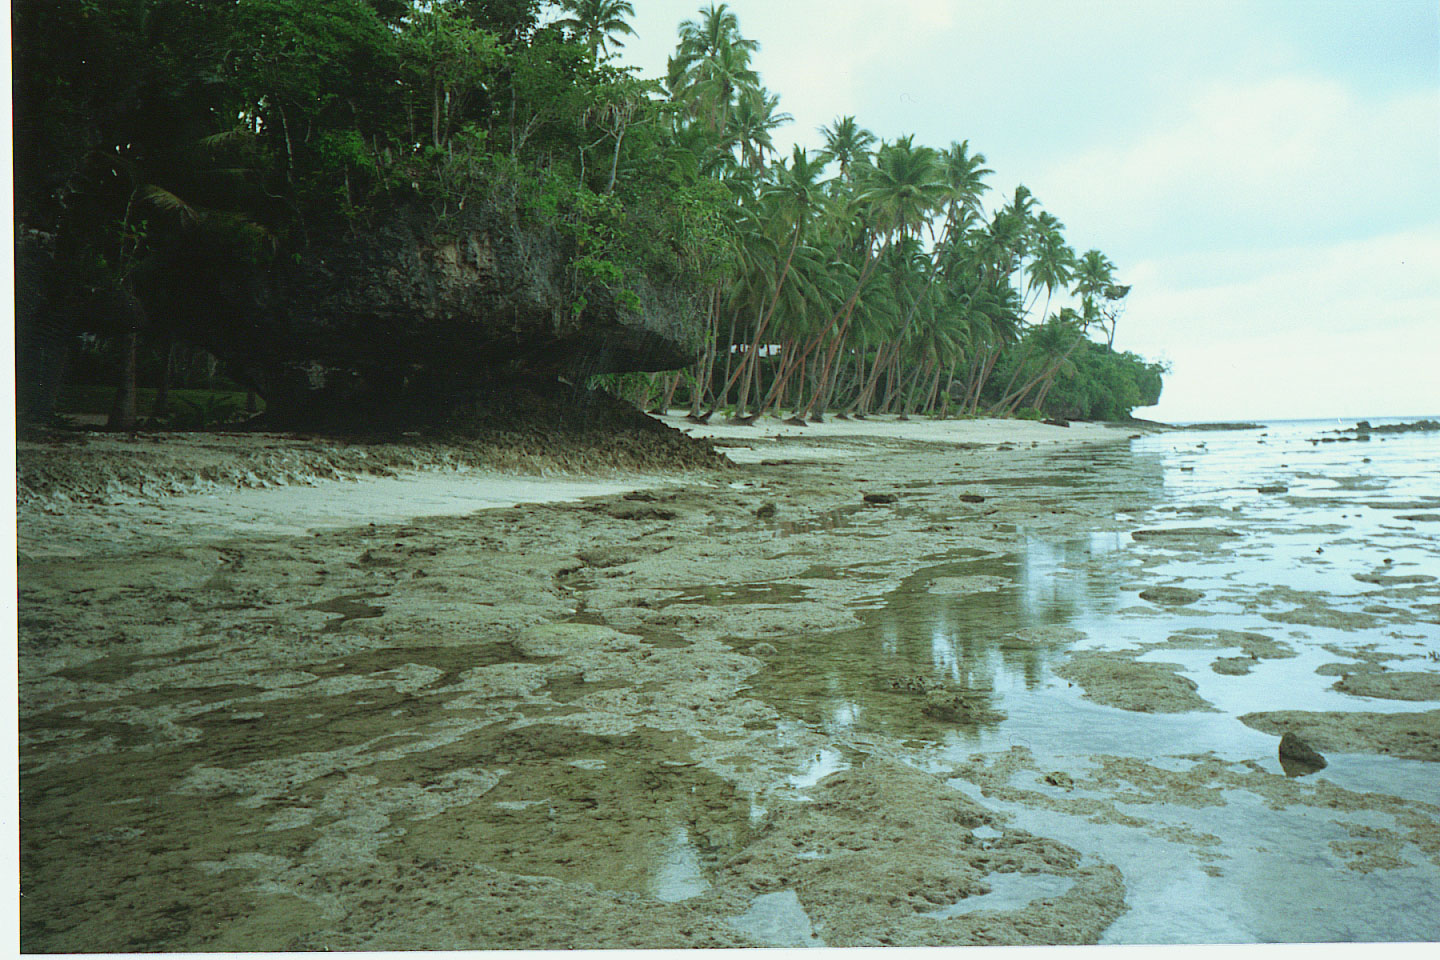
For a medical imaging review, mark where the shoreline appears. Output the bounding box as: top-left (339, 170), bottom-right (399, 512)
top-left (18, 412), bottom-right (1145, 512)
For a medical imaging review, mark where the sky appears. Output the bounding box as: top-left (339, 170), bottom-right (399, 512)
top-left (585, 0), bottom-right (1440, 422)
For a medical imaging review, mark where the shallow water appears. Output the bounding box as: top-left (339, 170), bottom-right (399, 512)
top-left (746, 417), bottom-right (1440, 943)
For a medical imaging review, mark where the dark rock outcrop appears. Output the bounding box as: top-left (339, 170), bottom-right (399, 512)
top-left (1278, 732), bottom-right (1327, 777)
top-left (24, 197), bottom-right (709, 430)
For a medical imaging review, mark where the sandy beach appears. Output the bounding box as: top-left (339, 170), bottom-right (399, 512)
top-left (17, 415), bottom-right (1440, 949)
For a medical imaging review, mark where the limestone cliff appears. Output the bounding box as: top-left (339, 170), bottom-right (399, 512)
top-left (187, 201), bottom-right (706, 428)
top-left (18, 197), bottom-right (707, 430)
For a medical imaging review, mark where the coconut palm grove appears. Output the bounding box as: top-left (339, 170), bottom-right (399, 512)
top-left (13, 0), bottom-right (1165, 431)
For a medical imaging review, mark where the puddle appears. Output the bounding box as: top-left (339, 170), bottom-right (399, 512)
top-left (726, 889), bottom-right (825, 947)
top-left (301, 592), bottom-right (386, 633)
top-left (921, 872), bottom-right (1075, 917)
top-left (658, 582), bottom-right (809, 607)
top-left (744, 544), bottom-right (1114, 741)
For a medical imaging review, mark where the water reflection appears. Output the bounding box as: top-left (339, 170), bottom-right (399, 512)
top-left (747, 538), bottom-right (1134, 741)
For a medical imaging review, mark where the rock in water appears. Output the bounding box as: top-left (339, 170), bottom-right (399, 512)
top-left (863, 492), bottom-right (898, 505)
top-left (1138, 586), bottom-right (1203, 606)
top-left (1278, 731), bottom-right (1328, 777)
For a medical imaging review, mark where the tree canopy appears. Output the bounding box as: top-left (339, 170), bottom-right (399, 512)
top-left (14, 0), bottom-right (1164, 428)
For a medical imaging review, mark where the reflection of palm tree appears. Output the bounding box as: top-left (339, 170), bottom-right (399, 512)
top-left (553, 0), bottom-right (636, 60)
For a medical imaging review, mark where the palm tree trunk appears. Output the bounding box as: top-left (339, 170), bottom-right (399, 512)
top-left (995, 364), bottom-right (1055, 415)
top-left (718, 312), bottom-right (738, 405)
top-left (153, 339), bottom-right (175, 418)
top-left (798, 308), bottom-right (854, 421)
top-left (851, 340), bottom-right (891, 416)
top-left (969, 348), bottom-right (1002, 414)
top-left (716, 222), bottom-right (807, 419)
top-left (107, 331), bottom-right (139, 431)
top-left (922, 363), bottom-right (943, 415)
top-left (995, 340), bottom-right (1035, 408)
top-left (690, 290), bottom-right (721, 415)
top-left (896, 355), bottom-right (931, 417)
top-left (650, 370), bottom-right (683, 414)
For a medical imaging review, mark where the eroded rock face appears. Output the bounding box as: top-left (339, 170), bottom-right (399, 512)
top-left (168, 201), bottom-right (707, 428)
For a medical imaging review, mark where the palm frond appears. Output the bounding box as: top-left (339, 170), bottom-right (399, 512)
top-left (140, 185), bottom-right (201, 224)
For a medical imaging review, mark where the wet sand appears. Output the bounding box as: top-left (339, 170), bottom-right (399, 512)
top-left (17, 416), bottom-right (1440, 948)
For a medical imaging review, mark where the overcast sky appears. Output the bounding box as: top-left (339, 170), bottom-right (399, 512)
top-left (592, 0), bottom-right (1440, 422)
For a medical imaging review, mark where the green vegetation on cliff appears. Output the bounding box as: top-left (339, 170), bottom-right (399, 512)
top-left (14, 1), bottom-right (1164, 430)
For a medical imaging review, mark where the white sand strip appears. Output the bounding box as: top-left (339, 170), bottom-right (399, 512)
top-left (658, 412), bottom-right (1137, 462)
top-left (18, 470), bottom-right (674, 556)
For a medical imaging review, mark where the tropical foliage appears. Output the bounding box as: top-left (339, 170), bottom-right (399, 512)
top-left (14, 0), bottom-right (1163, 429)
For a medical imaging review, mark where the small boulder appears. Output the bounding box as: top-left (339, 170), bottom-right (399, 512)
top-left (920, 689), bottom-right (969, 721)
top-left (1278, 731), bottom-right (1327, 777)
top-left (959, 493), bottom-right (986, 503)
top-left (755, 501), bottom-right (777, 519)
top-left (863, 492), bottom-right (898, 505)
top-left (1139, 586), bottom-right (1204, 606)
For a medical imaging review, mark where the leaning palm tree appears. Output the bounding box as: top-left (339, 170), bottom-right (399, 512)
top-left (554, 0), bottom-right (636, 60)
top-left (705, 147), bottom-right (824, 421)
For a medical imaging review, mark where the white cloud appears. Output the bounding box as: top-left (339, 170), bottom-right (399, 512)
top-left (1037, 76), bottom-right (1440, 257)
top-left (1122, 226), bottom-right (1440, 420)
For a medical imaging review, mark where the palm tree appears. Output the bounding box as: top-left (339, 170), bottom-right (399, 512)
top-left (1073, 248), bottom-right (1116, 331)
top-left (1024, 211), bottom-right (1075, 320)
top-left (683, 39), bottom-right (759, 135)
top-left (861, 136), bottom-right (946, 241)
top-left (726, 86), bottom-right (792, 171)
top-left (938, 140), bottom-right (992, 233)
top-left (837, 137), bottom-right (949, 416)
top-left (673, 3), bottom-right (759, 134)
top-left (994, 310), bottom-right (1084, 414)
top-left (816, 115), bottom-right (876, 182)
top-left (676, 3), bottom-right (758, 64)
top-left (554, 0), bottom-right (636, 60)
top-left (710, 146), bottom-right (824, 420)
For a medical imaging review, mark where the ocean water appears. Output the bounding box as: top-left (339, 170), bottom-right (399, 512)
top-left (754, 416), bottom-right (1440, 943)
